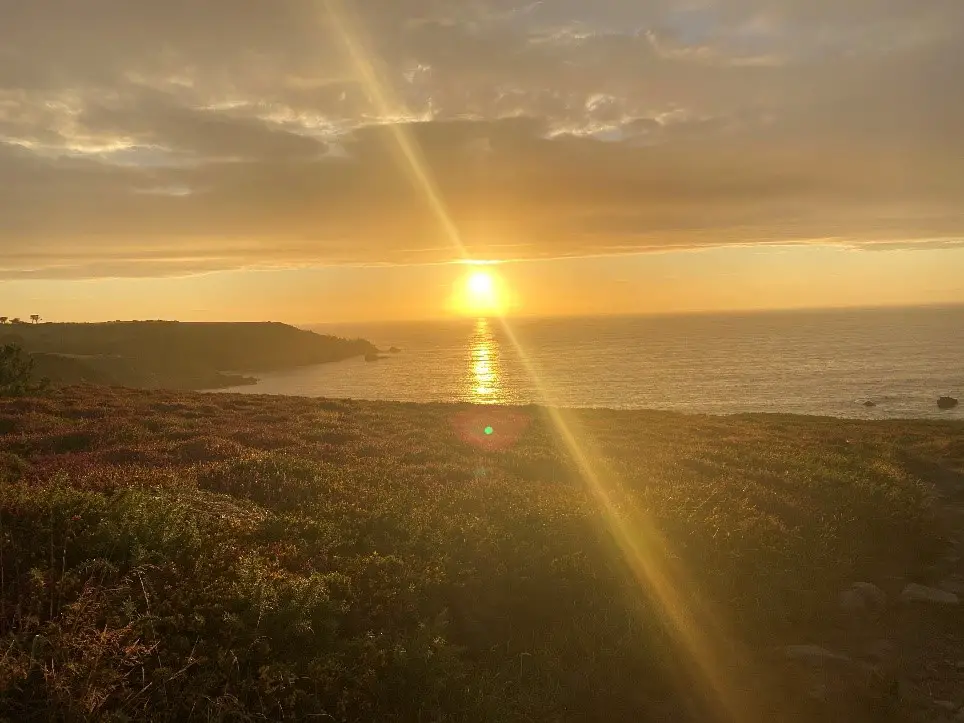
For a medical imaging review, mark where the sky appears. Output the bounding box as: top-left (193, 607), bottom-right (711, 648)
top-left (2, 0), bottom-right (963, 322)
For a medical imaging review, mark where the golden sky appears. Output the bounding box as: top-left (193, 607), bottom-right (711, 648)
top-left (2, 0), bottom-right (963, 321)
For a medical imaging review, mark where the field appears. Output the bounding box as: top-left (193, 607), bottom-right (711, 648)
top-left (1, 386), bottom-right (962, 721)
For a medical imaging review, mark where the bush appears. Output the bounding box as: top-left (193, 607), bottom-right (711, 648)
top-left (0, 345), bottom-right (47, 397)
top-left (197, 454), bottom-right (326, 510)
top-left (0, 452), bottom-right (32, 482)
top-left (0, 481), bottom-right (478, 721)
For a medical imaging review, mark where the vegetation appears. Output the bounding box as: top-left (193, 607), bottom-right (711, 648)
top-left (1, 322), bottom-right (377, 390)
top-left (0, 387), bottom-right (960, 721)
top-left (0, 345), bottom-right (48, 397)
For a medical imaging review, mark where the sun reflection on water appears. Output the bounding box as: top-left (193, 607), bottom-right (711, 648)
top-left (468, 318), bottom-right (503, 403)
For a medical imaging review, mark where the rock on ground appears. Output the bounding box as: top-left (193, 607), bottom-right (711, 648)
top-left (840, 582), bottom-right (888, 613)
top-left (940, 575), bottom-right (964, 596)
top-left (784, 645), bottom-right (852, 664)
top-left (901, 584), bottom-right (960, 606)
top-left (781, 644), bottom-right (898, 714)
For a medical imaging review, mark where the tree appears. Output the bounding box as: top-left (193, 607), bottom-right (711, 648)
top-left (0, 344), bottom-right (47, 397)
top-left (0, 318), bottom-right (7, 325)
top-left (10, 318), bottom-right (22, 325)
top-left (29, 315), bottom-right (40, 324)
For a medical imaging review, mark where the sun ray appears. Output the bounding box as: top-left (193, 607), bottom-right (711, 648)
top-left (318, 3), bottom-right (762, 719)
top-left (319, 0), bottom-right (470, 263)
top-left (494, 318), bottom-right (762, 721)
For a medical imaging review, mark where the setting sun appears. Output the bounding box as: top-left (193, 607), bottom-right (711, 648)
top-left (468, 271), bottom-right (494, 296)
top-left (457, 270), bottom-right (506, 317)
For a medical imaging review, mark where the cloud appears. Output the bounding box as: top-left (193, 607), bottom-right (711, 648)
top-left (80, 90), bottom-right (329, 161)
top-left (1, 0), bottom-right (962, 278)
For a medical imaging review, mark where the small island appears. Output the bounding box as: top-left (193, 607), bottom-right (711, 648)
top-left (0, 321), bottom-right (376, 390)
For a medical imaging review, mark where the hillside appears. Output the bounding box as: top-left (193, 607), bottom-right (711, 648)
top-left (1, 387), bottom-right (963, 721)
top-left (0, 322), bottom-right (376, 390)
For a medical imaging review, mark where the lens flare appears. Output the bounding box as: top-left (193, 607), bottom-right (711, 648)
top-left (320, 0), bottom-right (469, 260)
top-left (451, 409), bottom-right (528, 451)
top-left (319, 1), bottom-right (762, 719)
top-left (494, 319), bottom-right (760, 721)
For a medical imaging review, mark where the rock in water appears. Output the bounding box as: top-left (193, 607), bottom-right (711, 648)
top-left (900, 583), bottom-right (960, 606)
top-left (938, 396), bottom-right (959, 410)
top-left (863, 400), bottom-right (877, 407)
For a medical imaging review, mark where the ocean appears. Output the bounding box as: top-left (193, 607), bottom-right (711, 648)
top-left (219, 306), bottom-right (964, 419)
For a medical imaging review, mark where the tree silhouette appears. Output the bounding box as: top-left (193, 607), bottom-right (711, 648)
top-left (30, 315), bottom-right (41, 324)
top-left (10, 318), bottom-right (22, 325)
top-left (0, 317), bottom-right (7, 325)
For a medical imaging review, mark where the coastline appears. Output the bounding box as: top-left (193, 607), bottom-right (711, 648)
top-left (209, 376), bottom-right (964, 421)
top-left (3, 321), bottom-right (378, 391)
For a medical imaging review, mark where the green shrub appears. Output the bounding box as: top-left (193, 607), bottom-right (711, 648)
top-left (197, 454), bottom-right (326, 510)
top-left (0, 345), bottom-right (47, 397)
top-left (0, 452), bottom-right (31, 482)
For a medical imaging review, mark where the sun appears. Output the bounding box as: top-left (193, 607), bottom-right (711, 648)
top-left (458, 270), bottom-right (505, 316)
top-left (468, 271), bottom-right (494, 297)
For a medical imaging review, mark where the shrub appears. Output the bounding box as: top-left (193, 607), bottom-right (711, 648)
top-left (0, 452), bottom-right (32, 482)
top-left (197, 454), bottom-right (326, 510)
top-left (0, 345), bottom-right (47, 397)
top-left (0, 414), bottom-right (19, 435)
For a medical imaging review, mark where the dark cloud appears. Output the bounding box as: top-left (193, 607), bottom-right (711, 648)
top-left (0, 0), bottom-right (962, 278)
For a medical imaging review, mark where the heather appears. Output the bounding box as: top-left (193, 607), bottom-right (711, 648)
top-left (0, 387), bottom-right (960, 721)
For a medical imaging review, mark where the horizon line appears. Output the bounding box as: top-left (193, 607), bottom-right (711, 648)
top-left (13, 301), bottom-right (964, 327)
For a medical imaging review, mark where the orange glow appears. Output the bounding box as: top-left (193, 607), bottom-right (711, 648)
top-left (455, 269), bottom-right (506, 317)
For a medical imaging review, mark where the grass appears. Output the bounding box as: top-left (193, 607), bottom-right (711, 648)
top-left (0, 386), bottom-right (961, 721)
